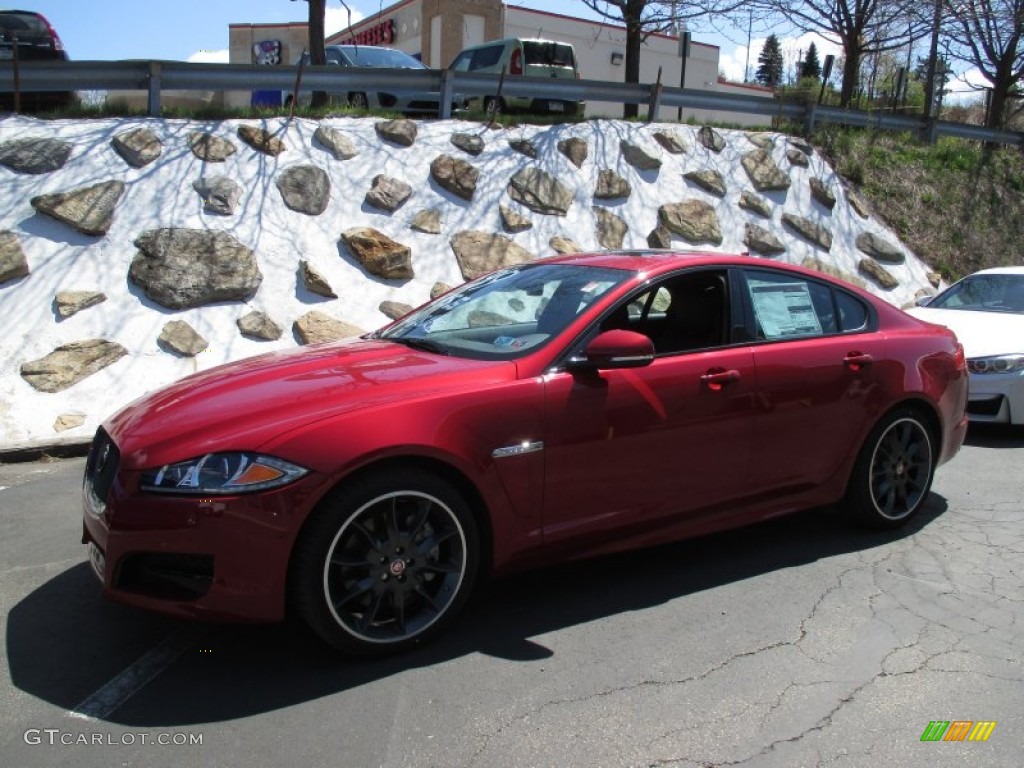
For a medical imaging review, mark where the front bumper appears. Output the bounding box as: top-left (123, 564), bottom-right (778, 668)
top-left (966, 370), bottom-right (1024, 424)
top-left (81, 430), bottom-right (321, 623)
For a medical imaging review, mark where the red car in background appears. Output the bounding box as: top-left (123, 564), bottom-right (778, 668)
top-left (82, 252), bottom-right (969, 655)
top-left (0, 9), bottom-right (76, 111)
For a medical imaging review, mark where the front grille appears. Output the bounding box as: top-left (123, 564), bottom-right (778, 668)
top-left (115, 552), bottom-right (214, 600)
top-left (967, 395), bottom-right (1005, 417)
top-left (84, 428), bottom-right (120, 512)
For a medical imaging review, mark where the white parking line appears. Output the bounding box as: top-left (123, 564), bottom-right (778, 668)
top-left (68, 626), bottom-right (207, 721)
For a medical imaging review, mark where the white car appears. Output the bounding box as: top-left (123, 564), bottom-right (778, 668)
top-left (907, 266), bottom-right (1024, 424)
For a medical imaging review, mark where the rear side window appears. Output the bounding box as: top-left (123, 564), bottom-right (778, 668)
top-left (742, 269), bottom-right (872, 341)
top-left (523, 41), bottom-right (575, 68)
top-left (835, 291), bottom-right (869, 331)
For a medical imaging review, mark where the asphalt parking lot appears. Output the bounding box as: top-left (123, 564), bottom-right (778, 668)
top-left (1, 425), bottom-right (1022, 768)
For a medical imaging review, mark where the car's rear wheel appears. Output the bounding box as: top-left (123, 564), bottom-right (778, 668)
top-left (347, 92), bottom-right (369, 109)
top-left (844, 407), bottom-right (935, 528)
top-left (291, 468), bottom-right (479, 655)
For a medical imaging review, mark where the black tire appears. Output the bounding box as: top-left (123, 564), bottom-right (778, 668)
top-left (483, 96), bottom-right (501, 115)
top-left (291, 468), bottom-right (479, 655)
top-left (843, 407), bottom-right (935, 528)
top-left (347, 92), bottom-right (369, 110)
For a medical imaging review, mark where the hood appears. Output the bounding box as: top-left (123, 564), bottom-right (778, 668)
top-left (906, 307), bottom-right (1024, 358)
top-left (106, 338), bottom-right (513, 470)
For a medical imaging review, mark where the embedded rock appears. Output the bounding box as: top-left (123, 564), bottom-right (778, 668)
top-left (499, 204), bottom-right (533, 233)
top-left (55, 290), bottom-right (106, 318)
top-left (0, 138), bottom-right (72, 174)
top-left (158, 320), bottom-right (208, 357)
top-left (430, 154), bottom-right (479, 201)
top-left (697, 126), bottom-right (726, 153)
top-left (782, 214), bottom-right (832, 250)
top-left (188, 131), bottom-right (236, 162)
top-left (342, 227), bottom-right (413, 280)
top-left (54, 413), bottom-right (86, 432)
top-left (788, 137), bottom-right (814, 156)
top-left (647, 225), bottom-right (672, 249)
top-left (192, 175), bottom-right (242, 215)
top-left (380, 300), bottom-right (414, 320)
top-left (810, 177), bottom-right (836, 210)
top-left (31, 180), bottom-right (125, 236)
top-left (741, 150), bottom-right (791, 192)
top-left (738, 191), bottom-right (772, 218)
top-left (507, 167), bottom-right (573, 216)
top-left (652, 130), bottom-right (688, 154)
top-left (507, 138), bottom-right (538, 158)
top-left (365, 174), bottom-right (413, 212)
top-left (856, 232), bottom-right (905, 264)
top-left (657, 200), bottom-right (722, 246)
top-left (746, 133), bottom-right (775, 150)
top-left (558, 137), bottom-right (588, 168)
top-left (375, 119), bottom-right (417, 147)
top-left (743, 223), bottom-right (786, 256)
top-left (237, 311), bottom-right (283, 341)
top-left (684, 169), bottom-right (726, 197)
top-left (549, 236), bottom-right (583, 254)
top-left (450, 231), bottom-right (534, 280)
top-left (620, 140), bottom-right (661, 171)
top-left (802, 256), bottom-right (865, 288)
top-left (20, 339), bottom-right (127, 393)
top-left (594, 207), bottom-right (628, 249)
top-left (276, 164), bottom-right (331, 215)
top-left (411, 208), bottom-right (442, 234)
top-left (237, 125), bottom-right (285, 155)
top-left (294, 311), bottom-right (364, 345)
top-left (786, 148), bottom-right (809, 168)
top-left (300, 260), bottom-right (337, 298)
top-left (431, 282), bottom-right (453, 299)
top-left (451, 132), bottom-right (485, 156)
top-left (111, 127), bottom-right (162, 168)
top-left (928, 272), bottom-right (942, 289)
top-left (129, 228), bottom-right (262, 309)
top-left (858, 257), bottom-right (899, 289)
top-left (594, 169), bottom-right (632, 200)
top-left (0, 231), bottom-right (29, 285)
top-left (848, 188), bottom-right (871, 218)
top-left (314, 126), bottom-right (357, 160)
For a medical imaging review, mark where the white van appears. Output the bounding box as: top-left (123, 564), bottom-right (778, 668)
top-left (449, 38), bottom-right (584, 116)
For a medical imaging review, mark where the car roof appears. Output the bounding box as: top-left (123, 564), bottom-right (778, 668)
top-left (962, 266), bottom-right (1024, 277)
top-left (538, 249), bottom-right (812, 276)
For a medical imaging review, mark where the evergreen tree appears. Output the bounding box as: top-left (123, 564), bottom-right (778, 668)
top-left (801, 42), bottom-right (822, 81)
top-left (756, 34), bottom-right (784, 88)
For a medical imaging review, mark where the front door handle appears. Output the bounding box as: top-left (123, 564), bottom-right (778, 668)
top-left (843, 352), bottom-right (874, 371)
top-left (700, 368), bottom-right (741, 391)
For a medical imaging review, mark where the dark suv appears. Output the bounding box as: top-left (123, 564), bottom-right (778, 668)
top-left (1, 9), bottom-right (76, 111)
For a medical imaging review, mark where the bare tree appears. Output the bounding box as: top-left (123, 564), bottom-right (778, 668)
top-left (579, 0), bottom-right (750, 118)
top-left (306, 0), bottom-right (328, 107)
top-left (943, 0), bottom-right (1024, 129)
top-left (749, 1), bottom-right (929, 107)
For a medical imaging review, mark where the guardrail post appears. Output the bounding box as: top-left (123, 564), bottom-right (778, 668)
top-left (439, 68), bottom-right (453, 120)
top-left (921, 118), bottom-right (939, 145)
top-left (804, 103), bottom-right (817, 136)
top-left (147, 61), bottom-right (162, 116)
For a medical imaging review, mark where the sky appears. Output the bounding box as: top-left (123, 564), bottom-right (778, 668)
top-left (0, 112), bottom-right (940, 446)
top-left (9, 0), bottom-right (986, 100)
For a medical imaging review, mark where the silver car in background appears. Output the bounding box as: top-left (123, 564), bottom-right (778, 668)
top-left (294, 45), bottom-right (465, 115)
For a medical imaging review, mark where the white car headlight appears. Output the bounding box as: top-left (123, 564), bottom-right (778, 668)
top-left (967, 354), bottom-right (1024, 374)
top-left (140, 453), bottom-right (309, 495)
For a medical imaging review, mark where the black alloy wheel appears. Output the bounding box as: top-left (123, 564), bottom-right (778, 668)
top-left (292, 469), bottom-right (479, 655)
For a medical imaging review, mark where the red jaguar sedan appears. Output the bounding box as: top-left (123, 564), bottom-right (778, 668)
top-left (82, 252), bottom-right (969, 655)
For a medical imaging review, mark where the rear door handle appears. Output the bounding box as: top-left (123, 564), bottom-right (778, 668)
top-left (843, 352), bottom-right (873, 371)
top-left (700, 368), bottom-right (741, 391)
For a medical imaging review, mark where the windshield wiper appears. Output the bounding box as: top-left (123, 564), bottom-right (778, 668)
top-left (388, 337), bottom-right (450, 355)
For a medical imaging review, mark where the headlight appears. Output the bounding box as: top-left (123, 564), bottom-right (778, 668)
top-left (140, 453), bottom-right (309, 495)
top-left (967, 354), bottom-right (1024, 375)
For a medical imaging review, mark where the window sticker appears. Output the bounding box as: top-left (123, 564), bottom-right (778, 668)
top-left (749, 281), bottom-right (823, 339)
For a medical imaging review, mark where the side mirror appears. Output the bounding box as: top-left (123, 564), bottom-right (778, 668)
top-left (570, 329), bottom-right (654, 370)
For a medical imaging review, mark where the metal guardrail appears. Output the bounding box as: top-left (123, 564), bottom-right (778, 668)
top-left (2, 59), bottom-right (1022, 148)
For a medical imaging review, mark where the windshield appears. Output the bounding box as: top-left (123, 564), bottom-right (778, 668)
top-left (340, 47), bottom-right (427, 69)
top-left (378, 264), bottom-right (630, 360)
top-left (929, 274), bottom-right (1024, 314)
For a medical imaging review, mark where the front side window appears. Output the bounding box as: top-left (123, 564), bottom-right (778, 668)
top-left (469, 45), bottom-right (504, 70)
top-left (377, 264), bottom-right (630, 360)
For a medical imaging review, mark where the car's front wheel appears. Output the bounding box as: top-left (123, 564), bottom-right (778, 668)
top-left (347, 92), bottom-right (369, 109)
top-left (291, 468), bottom-right (479, 655)
top-left (844, 407), bottom-right (935, 528)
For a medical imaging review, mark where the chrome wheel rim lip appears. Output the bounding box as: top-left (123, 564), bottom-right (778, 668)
top-left (322, 490), bottom-right (467, 645)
